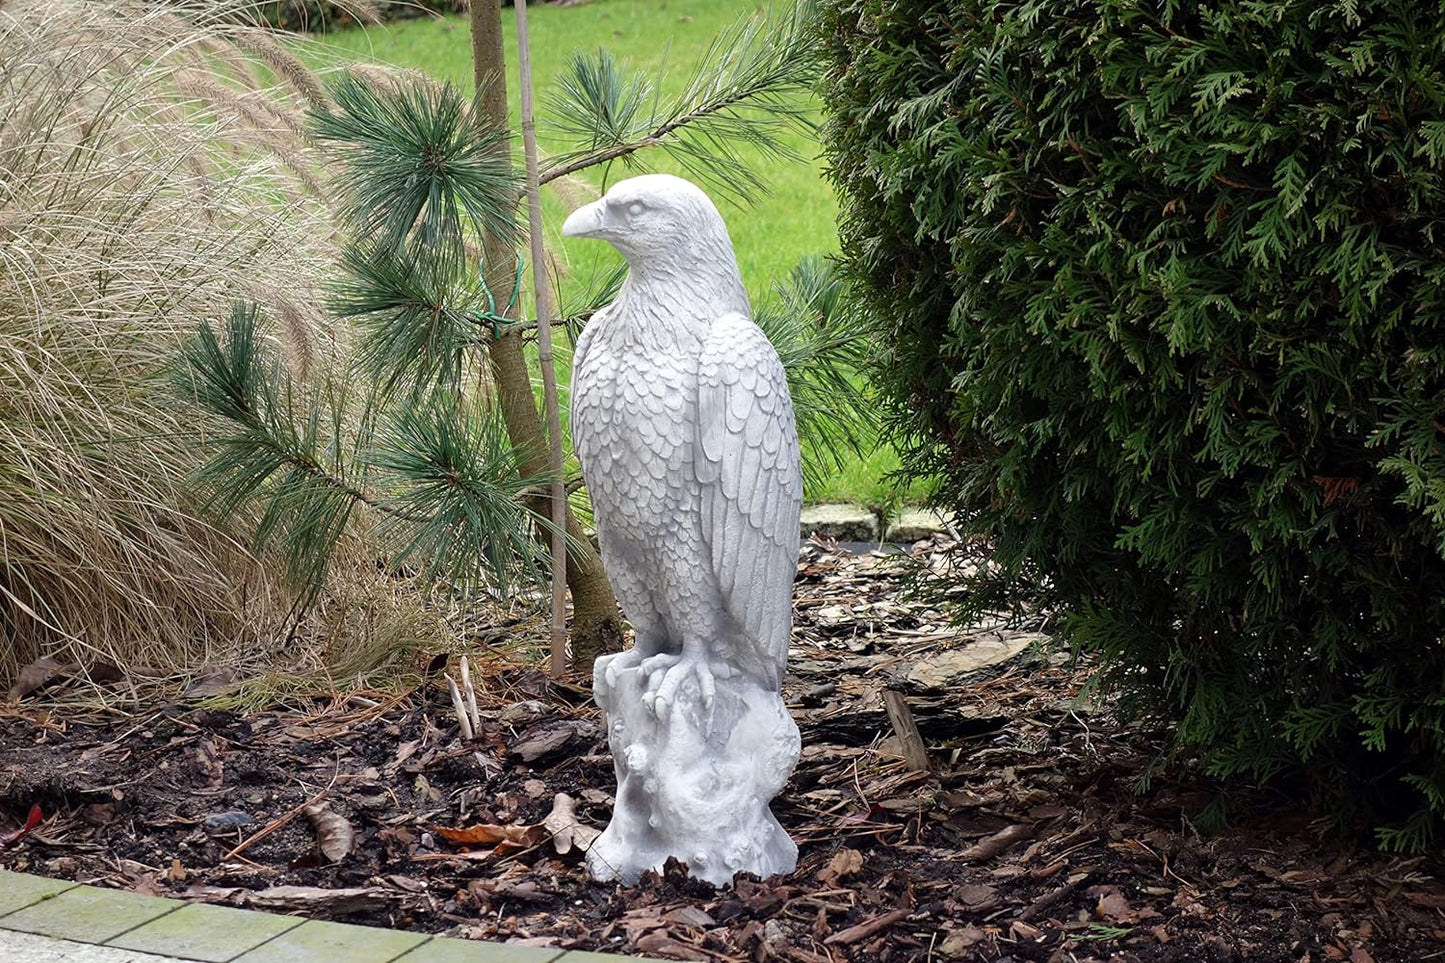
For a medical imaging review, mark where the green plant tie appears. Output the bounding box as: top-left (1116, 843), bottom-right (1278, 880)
top-left (474, 256), bottom-right (526, 341)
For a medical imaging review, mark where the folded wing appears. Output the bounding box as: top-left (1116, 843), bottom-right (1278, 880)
top-left (694, 312), bottom-right (803, 688)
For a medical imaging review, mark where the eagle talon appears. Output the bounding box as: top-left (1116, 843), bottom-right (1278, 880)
top-left (647, 652), bottom-right (716, 731)
top-left (600, 647), bottom-right (644, 690)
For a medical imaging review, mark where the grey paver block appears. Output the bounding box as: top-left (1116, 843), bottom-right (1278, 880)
top-left (109, 901), bottom-right (303, 962)
top-left (556, 952), bottom-right (633, 962)
top-left (0, 870), bottom-right (79, 918)
top-left (393, 937), bottom-right (564, 962)
top-left (885, 508), bottom-right (951, 542)
top-left (0, 928), bottom-right (179, 962)
top-left (800, 504), bottom-right (878, 541)
top-left (230, 918), bottom-right (428, 963)
top-left (0, 885), bottom-right (178, 943)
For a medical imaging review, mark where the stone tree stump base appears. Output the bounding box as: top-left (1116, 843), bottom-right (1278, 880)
top-left (588, 654), bottom-right (799, 887)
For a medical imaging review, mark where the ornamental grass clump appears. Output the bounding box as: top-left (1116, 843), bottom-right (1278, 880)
top-left (818, 0), bottom-right (1445, 847)
top-left (0, 0), bottom-right (427, 689)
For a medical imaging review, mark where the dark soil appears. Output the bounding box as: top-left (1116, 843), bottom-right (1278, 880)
top-left (2, 542), bottom-right (1443, 963)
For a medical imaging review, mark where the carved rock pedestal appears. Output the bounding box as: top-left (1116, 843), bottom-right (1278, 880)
top-left (588, 654), bottom-right (800, 887)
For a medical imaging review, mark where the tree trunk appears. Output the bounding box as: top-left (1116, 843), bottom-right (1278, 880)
top-left (468, 0), bottom-right (624, 678)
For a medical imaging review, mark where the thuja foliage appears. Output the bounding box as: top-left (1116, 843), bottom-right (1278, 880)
top-left (817, 0), bottom-right (1445, 847)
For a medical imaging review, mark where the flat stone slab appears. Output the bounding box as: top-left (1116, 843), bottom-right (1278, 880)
top-left (0, 868), bottom-right (78, 917)
top-left (0, 871), bottom-right (643, 963)
top-left (393, 938), bottom-right (563, 962)
top-left (232, 918), bottom-right (428, 963)
top-left (0, 884), bottom-right (178, 944)
top-left (800, 504), bottom-right (878, 541)
top-left (0, 929), bottom-right (178, 962)
top-left (884, 508), bottom-right (952, 542)
top-left (110, 901), bottom-right (302, 962)
top-left (906, 632), bottom-right (1043, 688)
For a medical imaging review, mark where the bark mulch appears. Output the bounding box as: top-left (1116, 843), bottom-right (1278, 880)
top-left (2, 540), bottom-right (1443, 963)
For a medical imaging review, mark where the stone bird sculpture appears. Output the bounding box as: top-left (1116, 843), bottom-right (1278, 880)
top-left (564, 174), bottom-right (802, 884)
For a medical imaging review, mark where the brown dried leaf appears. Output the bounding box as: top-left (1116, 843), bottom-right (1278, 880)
top-left (6, 657), bottom-right (77, 701)
top-left (195, 737), bottom-right (224, 789)
top-left (955, 883), bottom-right (998, 907)
top-left (244, 885), bottom-right (393, 914)
top-left (811, 906), bottom-right (830, 942)
top-left (664, 906), bottom-right (715, 929)
top-left (430, 821), bottom-right (544, 853)
top-left (304, 804), bottom-right (354, 863)
top-left (818, 846), bottom-right (864, 885)
top-left (939, 925), bottom-right (988, 956)
top-left (1087, 883), bottom-right (1158, 924)
top-left (824, 908), bottom-right (909, 945)
top-left (185, 666), bottom-right (240, 698)
top-left (509, 721), bottom-right (577, 761)
top-left (620, 906), bottom-right (669, 940)
top-left (187, 883), bottom-right (396, 915)
top-left (1095, 889), bottom-right (1134, 923)
top-left (1009, 920), bottom-right (1043, 941)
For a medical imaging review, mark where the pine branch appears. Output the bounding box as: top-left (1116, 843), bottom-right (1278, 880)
top-left (370, 394), bottom-right (552, 594)
top-left (177, 302), bottom-right (555, 599)
top-left (176, 302), bottom-right (373, 593)
top-left (329, 242), bottom-right (484, 396)
top-left (311, 74), bottom-right (521, 270)
top-left (754, 255), bottom-right (875, 478)
top-left (539, 0), bottom-right (819, 203)
top-left (539, 80), bottom-right (797, 185)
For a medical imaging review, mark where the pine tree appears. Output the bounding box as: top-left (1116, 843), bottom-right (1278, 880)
top-left (179, 0), bottom-right (866, 678)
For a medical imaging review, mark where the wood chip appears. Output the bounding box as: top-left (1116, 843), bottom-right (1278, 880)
top-left (823, 908), bottom-right (910, 945)
top-left (960, 822), bottom-right (1035, 862)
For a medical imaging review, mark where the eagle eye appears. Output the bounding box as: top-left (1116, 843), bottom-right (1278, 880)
top-left (625, 201), bottom-right (646, 217)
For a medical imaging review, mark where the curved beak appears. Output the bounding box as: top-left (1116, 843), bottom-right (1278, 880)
top-left (562, 198), bottom-right (609, 238)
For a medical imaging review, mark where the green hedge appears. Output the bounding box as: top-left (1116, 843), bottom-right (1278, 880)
top-left (818, 0), bottom-right (1445, 848)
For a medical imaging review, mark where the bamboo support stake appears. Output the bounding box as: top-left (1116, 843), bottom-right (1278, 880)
top-left (514, 0), bottom-right (568, 678)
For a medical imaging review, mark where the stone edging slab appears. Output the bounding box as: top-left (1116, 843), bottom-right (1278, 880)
top-left (0, 870), bottom-right (630, 963)
top-left (800, 504), bottom-right (950, 543)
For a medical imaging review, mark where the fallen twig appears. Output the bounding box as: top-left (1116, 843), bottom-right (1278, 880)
top-left (223, 775), bottom-right (337, 861)
top-left (824, 908), bottom-right (910, 945)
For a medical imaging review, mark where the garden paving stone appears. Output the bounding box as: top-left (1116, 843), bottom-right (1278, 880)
top-left (393, 938), bottom-right (565, 962)
top-left (0, 928), bottom-right (179, 962)
top-left (0, 885), bottom-right (178, 944)
top-left (0, 868), bottom-right (79, 918)
top-left (229, 918), bottom-right (428, 963)
top-left (108, 901), bottom-right (303, 962)
top-left (0, 873), bottom-right (645, 962)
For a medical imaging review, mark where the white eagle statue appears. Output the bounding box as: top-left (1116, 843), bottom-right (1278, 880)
top-left (564, 174), bottom-right (802, 885)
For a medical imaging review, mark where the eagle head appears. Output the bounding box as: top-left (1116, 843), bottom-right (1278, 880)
top-left (562, 174), bottom-right (732, 269)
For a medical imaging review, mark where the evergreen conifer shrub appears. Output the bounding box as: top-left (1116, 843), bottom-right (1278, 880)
top-left (818, 0), bottom-right (1445, 847)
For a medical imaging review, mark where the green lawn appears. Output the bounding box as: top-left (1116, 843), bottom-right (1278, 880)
top-left (310, 0), bottom-right (922, 506)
